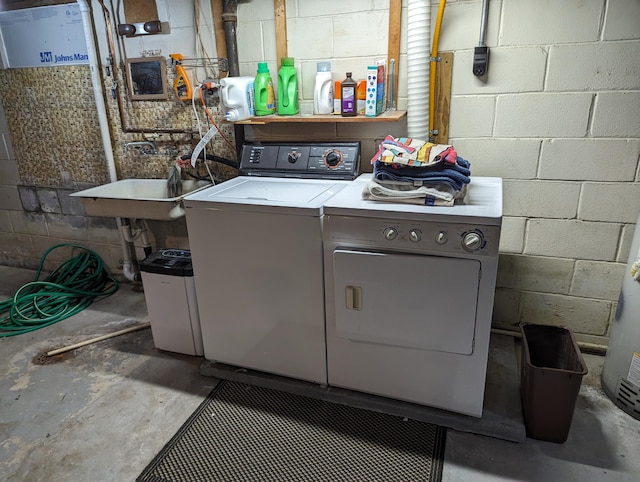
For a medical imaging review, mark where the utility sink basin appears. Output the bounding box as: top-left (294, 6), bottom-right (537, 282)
top-left (71, 179), bottom-right (212, 220)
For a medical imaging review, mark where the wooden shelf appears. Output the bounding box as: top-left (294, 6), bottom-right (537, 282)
top-left (234, 110), bottom-right (406, 125)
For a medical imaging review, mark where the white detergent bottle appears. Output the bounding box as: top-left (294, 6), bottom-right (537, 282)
top-left (313, 62), bottom-right (334, 115)
top-left (220, 76), bottom-right (255, 121)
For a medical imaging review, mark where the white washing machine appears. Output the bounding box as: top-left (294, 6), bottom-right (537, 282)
top-left (183, 142), bottom-right (359, 385)
top-left (322, 174), bottom-right (502, 417)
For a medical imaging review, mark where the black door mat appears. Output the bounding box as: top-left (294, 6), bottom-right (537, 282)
top-left (137, 380), bottom-right (446, 482)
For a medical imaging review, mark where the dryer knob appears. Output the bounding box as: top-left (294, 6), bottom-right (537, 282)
top-left (287, 151), bottom-right (300, 163)
top-left (436, 231), bottom-right (448, 245)
top-left (383, 227), bottom-right (398, 240)
top-left (463, 232), bottom-right (483, 251)
top-left (409, 229), bottom-right (422, 242)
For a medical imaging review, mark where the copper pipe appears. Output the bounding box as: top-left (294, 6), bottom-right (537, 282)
top-left (98, 0), bottom-right (193, 134)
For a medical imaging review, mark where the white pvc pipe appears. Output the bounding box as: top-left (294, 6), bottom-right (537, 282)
top-left (78, 0), bottom-right (137, 281)
top-left (406, 0), bottom-right (431, 139)
top-left (77, 0), bottom-right (117, 182)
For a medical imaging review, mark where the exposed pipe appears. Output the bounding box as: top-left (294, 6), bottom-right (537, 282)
top-left (222, 0), bottom-right (240, 76)
top-left (479, 0), bottom-right (489, 46)
top-left (78, 0), bottom-right (137, 281)
top-left (97, 0), bottom-right (193, 134)
top-left (428, 0), bottom-right (447, 142)
top-left (406, 0), bottom-right (431, 139)
top-left (121, 244), bottom-right (140, 281)
top-left (221, 0), bottom-right (242, 156)
top-left (78, 0), bottom-right (117, 183)
top-left (490, 328), bottom-right (608, 356)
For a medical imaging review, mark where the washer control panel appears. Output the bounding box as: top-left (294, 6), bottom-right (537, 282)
top-left (326, 215), bottom-right (501, 257)
top-left (240, 142), bottom-right (360, 180)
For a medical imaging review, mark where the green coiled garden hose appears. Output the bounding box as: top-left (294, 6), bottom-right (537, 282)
top-left (0, 244), bottom-right (119, 337)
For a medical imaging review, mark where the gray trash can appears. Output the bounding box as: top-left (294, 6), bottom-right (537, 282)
top-left (520, 323), bottom-right (588, 443)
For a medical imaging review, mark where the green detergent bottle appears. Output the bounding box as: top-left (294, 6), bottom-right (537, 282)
top-left (254, 62), bottom-right (275, 116)
top-left (277, 57), bottom-right (299, 115)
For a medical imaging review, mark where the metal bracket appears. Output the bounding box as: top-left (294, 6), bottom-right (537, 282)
top-left (430, 56), bottom-right (442, 62)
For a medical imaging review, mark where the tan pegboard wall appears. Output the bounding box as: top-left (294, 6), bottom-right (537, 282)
top-left (0, 64), bottom-right (237, 188)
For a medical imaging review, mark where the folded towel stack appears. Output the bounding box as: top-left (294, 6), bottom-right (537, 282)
top-left (364, 135), bottom-right (471, 206)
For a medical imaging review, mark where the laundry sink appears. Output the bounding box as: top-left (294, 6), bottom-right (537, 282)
top-left (71, 179), bottom-right (212, 220)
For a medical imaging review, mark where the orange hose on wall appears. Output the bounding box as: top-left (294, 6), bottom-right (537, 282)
top-left (429, 0), bottom-right (447, 141)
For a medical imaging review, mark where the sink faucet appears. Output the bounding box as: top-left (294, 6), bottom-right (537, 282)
top-left (123, 140), bottom-right (158, 155)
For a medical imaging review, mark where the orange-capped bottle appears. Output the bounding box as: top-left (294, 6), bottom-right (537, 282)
top-left (356, 80), bottom-right (366, 115)
top-left (333, 80), bottom-right (341, 115)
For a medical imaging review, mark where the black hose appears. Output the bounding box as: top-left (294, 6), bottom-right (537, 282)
top-left (180, 153), bottom-right (238, 170)
top-left (183, 171), bottom-right (211, 182)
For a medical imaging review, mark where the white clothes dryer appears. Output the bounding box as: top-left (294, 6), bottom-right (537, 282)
top-left (322, 174), bottom-right (502, 417)
top-left (184, 142), bottom-right (359, 385)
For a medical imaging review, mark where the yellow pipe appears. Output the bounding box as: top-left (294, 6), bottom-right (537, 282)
top-left (429, 0), bottom-right (447, 141)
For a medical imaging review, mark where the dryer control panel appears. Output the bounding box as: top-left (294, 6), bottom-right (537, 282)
top-left (239, 142), bottom-right (360, 180)
top-left (326, 215), bottom-right (501, 257)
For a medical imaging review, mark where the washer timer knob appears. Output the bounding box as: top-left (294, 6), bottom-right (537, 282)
top-left (324, 149), bottom-right (343, 168)
top-left (409, 229), bottom-right (422, 242)
top-left (383, 227), bottom-right (398, 240)
top-left (463, 231), bottom-right (484, 251)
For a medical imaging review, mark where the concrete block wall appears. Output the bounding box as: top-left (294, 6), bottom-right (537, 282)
top-left (443, 0), bottom-right (640, 345)
top-left (236, 0), bottom-right (640, 345)
top-left (0, 102), bottom-right (122, 272)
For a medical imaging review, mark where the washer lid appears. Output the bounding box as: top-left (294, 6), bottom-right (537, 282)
top-left (323, 174), bottom-right (503, 225)
top-left (183, 176), bottom-right (347, 215)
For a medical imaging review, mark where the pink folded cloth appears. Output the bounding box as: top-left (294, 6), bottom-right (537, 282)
top-left (371, 135), bottom-right (457, 167)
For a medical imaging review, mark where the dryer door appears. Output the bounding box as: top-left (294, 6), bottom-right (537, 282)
top-left (333, 249), bottom-right (480, 355)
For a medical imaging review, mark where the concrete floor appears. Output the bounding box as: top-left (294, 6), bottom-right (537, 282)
top-left (1, 265), bottom-right (639, 481)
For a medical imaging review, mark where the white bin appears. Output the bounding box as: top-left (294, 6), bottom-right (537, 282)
top-left (140, 249), bottom-right (203, 356)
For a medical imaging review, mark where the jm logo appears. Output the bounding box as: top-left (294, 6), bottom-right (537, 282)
top-left (40, 51), bottom-right (53, 63)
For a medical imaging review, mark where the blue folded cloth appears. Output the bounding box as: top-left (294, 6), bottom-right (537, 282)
top-left (373, 156), bottom-right (471, 192)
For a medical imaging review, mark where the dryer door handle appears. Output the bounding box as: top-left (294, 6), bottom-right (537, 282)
top-left (345, 285), bottom-right (363, 311)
